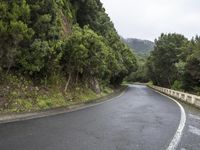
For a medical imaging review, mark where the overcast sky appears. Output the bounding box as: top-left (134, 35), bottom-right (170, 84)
top-left (100, 0), bottom-right (200, 41)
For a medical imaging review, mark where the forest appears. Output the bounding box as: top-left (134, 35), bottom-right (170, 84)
top-left (127, 33), bottom-right (200, 95)
top-left (1, 0), bottom-right (199, 113)
top-left (0, 0), bottom-right (137, 112)
top-left (146, 33), bottom-right (200, 95)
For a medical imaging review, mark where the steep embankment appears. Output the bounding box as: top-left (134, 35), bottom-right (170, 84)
top-left (0, 0), bottom-right (137, 112)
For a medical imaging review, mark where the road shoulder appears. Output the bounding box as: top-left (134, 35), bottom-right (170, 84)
top-left (0, 86), bottom-right (127, 124)
top-left (149, 86), bottom-right (186, 150)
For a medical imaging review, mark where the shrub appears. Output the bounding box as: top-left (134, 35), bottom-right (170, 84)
top-left (172, 80), bottom-right (183, 90)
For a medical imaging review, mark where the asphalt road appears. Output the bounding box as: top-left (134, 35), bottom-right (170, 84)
top-left (0, 85), bottom-right (199, 150)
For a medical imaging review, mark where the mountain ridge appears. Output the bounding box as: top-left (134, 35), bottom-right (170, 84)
top-left (123, 38), bottom-right (154, 55)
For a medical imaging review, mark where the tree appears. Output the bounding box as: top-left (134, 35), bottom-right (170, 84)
top-left (19, 39), bottom-right (52, 75)
top-left (61, 26), bottom-right (88, 91)
top-left (182, 36), bottom-right (200, 92)
top-left (0, 0), bottom-right (34, 73)
top-left (0, 0), bottom-right (137, 90)
top-left (146, 33), bottom-right (188, 87)
top-left (61, 25), bottom-right (112, 92)
top-left (70, 0), bottom-right (138, 86)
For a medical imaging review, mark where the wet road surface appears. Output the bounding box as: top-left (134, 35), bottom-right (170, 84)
top-left (0, 85), bottom-right (199, 150)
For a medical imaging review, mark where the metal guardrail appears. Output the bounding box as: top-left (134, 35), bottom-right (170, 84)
top-left (150, 85), bottom-right (200, 109)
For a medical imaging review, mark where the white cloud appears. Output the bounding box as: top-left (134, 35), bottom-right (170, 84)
top-left (100, 0), bottom-right (200, 41)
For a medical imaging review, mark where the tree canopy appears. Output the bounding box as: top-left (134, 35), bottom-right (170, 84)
top-left (0, 0), bottom-right (137, 91)
top-left (146, 33), bottom-right (200, 94)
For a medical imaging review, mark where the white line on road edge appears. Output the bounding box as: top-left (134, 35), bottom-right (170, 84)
top-left (153, 90), bottom-right (186, 150)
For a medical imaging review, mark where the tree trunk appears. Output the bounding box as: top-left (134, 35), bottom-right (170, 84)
top-left (89, 77), bottom-right (101, 94)
top-left (6, 62), bottom-right (12, 75)
top-left (168, 77), bottom-right (171, 87)
top-left (64, 72), bottom-right (71, 92)
top-left (75, 72), bottom-right (79, 85)
top-left (44, 75), bottom-right (48, 88)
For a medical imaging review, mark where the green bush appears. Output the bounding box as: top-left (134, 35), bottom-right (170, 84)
top-left (193, 87), bottom-right (200, 96)
top-left (172, 80), bottom-right (183, 91)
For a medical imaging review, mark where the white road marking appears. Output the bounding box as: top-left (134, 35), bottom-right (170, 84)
top-left (188, 125), bottom-right (200, 136)
top-left (152, 90), bottom-right (186, 150)
top-left (189, 114), bottom-right (200, 121)
top-left (181, 148), bottom-right (186, 150)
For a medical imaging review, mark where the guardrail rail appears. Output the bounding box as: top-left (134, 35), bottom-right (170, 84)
top-left (150, 85), bottom-right (200, 109)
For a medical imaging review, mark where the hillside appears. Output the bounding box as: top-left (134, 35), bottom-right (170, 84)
top-left (0, 0), bottom-right (137, 112)
top-left (123, 38), bottom-right (154, 83)
top-left (124, 38), bottom-right (154, 55)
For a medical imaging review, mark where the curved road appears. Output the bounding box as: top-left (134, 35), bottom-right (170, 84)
top-left (0, 85), bottom-right (199, 150)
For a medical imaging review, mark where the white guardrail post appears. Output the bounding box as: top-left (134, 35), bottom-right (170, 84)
top-left (150, 85), bottom-right (200, 109)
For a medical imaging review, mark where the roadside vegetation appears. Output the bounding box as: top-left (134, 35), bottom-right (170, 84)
top-left (146, 34), bottom-right (200, 95)
top-left (0, 0), bottom-right (137, 112)
top-left (126, 33), bottom-right (200, 95)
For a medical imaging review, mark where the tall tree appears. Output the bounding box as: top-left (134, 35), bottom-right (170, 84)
top-left (182, 36), bottom-right (200, 92)
top-left (0, 0), bottom-right (34, 73)
top-left (147, 33), bottom-right (188, 87)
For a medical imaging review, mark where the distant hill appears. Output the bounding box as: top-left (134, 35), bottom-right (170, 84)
top-left (123, 38), bottom-right (154, 55)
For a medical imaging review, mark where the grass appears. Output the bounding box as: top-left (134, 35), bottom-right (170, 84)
top-left (0, 74), bottom-right (114, 113)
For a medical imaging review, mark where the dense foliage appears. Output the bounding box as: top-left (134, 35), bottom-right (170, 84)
top-left (0, 0), bottom-right (137, 90)
top-left (182, 37), bottom-right (200, 93)
top-left (146, 33), bottom-right (200, 94)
